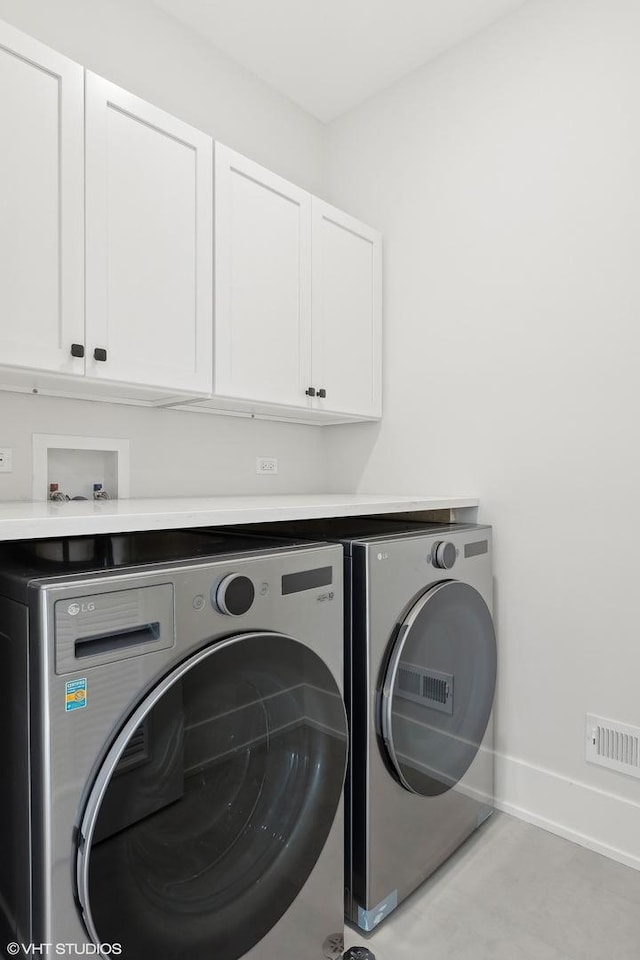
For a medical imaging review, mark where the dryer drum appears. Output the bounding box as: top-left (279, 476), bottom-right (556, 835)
top-left (381, 580), bottom-right (496, 797)
top-left (76, 632), bottom-right (348, 960)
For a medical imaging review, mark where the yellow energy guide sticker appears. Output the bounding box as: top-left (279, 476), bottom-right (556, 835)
top-left (65, 678), bottom-right (87, 711)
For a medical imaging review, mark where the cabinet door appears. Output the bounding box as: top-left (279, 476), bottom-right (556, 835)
top-left (0, 22), bottom-right (84, 374)
top-left (311, 199), bottom-right (382, 418)
top-left (214, 144), bottom-right (312, 407)
top-left (85, 73), bottom-right (212, 393)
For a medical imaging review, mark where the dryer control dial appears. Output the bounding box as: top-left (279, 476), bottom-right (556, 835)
top-left (433, 541), bottom-right (457, 570)
top-left (213, 574), bottom-right (255, 616)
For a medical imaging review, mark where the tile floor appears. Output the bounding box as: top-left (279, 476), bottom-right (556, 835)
top-left (343, 813), bottom-right (640, 960)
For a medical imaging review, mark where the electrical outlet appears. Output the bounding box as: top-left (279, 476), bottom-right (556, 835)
top-left (0, 447), bottom-right (13, 473)
top-left (256, 457), bottom-right (278, 475)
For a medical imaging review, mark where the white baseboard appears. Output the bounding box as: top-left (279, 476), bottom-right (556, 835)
top-left (494, 751), bottom-right (640, 872)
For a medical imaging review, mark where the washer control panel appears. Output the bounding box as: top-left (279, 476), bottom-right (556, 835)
top-left (212, 573), bottom-right (255, 616)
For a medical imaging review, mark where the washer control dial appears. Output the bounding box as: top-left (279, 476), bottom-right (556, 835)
top-left (213, 574), bottom-right (255, 616)
top-left (433, 541), bottom-right (457, 570)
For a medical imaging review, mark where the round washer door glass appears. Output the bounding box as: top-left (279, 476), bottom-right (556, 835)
top-left (381, 581), bottom-right (496, 797)
top-left (77, 632), bottom-right (347, 960)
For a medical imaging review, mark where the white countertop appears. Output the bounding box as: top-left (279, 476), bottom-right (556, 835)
top-left (0, 494), bottom-right (478, 541)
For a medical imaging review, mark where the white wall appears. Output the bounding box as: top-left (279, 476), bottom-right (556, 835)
top-left (324, 0), bottom-right (640, 867)
top-left (0, 0), bottom-right (323, 191)
top-left (0, 394), bottom-right (326, 500)
top-left (0, 0), bottom-right (327, 501)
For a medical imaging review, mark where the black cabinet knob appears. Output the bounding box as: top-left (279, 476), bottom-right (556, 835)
top-left (93, 348), bottom-right (107, 362)
top-left (70, 343), bottom-right (85, 358)
top-left (305, 387), bottom-right (316, 397)
top-left (317, 388), bottom-right (326, 398)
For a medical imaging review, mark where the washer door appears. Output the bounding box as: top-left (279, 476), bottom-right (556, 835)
top-left (76, 632), bottom-right (347, 960)
top-left (381, 581), bottom-right (496, 797)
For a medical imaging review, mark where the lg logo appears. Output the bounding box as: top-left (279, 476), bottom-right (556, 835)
top-left (67, 602), bottom-right (96, 616)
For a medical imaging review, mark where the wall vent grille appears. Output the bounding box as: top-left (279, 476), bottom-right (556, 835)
top-left (423, 674), bottom-right (448, 705)
top-left (586, 714), bottom-right (640, 780)
top-left (396, 662), bottom-right (454, 715)
top-left (398, 667), bottom-right (421, 697)
top-left (114, 721), bottom-right (149, 775)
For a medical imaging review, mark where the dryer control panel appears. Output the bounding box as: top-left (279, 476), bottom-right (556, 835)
top-left (432, 541), bottom-right (457, 570)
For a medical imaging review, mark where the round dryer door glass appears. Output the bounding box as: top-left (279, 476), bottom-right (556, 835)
top-left (381, 581), bottom-right (496, 797)
top-left (76, 632), bottom-right (347, 960)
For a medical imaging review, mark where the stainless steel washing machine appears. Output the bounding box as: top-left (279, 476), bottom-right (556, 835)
top-left (228, 519), bottom-right (496, 933)
top-left (0, 529), bottom-right (348, 960)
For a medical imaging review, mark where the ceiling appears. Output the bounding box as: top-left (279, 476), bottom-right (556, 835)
top-left (151, 0), bottom-right (528, 122)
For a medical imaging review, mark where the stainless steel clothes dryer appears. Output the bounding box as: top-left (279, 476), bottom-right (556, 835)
top-left (228, 519), bottom-right (496, 933)
top-left (0, 529), bottom-right (348, 960)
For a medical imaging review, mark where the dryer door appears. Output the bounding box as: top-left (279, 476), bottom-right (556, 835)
top-left (76, 632), bottom-right (347, 960)
top-left (381, 581), bottom-right (496, 797)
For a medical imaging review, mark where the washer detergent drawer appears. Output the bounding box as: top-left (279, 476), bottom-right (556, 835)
top-left (54, 583), bottom-right (175, 673)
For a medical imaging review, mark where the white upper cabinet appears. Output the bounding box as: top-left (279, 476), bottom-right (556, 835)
top-left (311, 199), bottom-right (382, 419)
top-left (0, 22), bottom-right (84, 375)
top-left (85, 73), bottom-right (213, 394)
top-left (211, 145), bottom-right (381, 423)
top-left (214, 144), bottom-right (312, 408)
top-left (0, 17), bottom-right (382, 421)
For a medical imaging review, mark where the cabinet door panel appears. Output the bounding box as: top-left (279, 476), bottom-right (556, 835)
top-left (215, 145), bottom-right (311, 407)
top-left (85, 73), bottom-right (212, 393)
top-left (312, 200), bottom-right (381, 418)
top-left (0, 22), bottom-right (84, 374)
